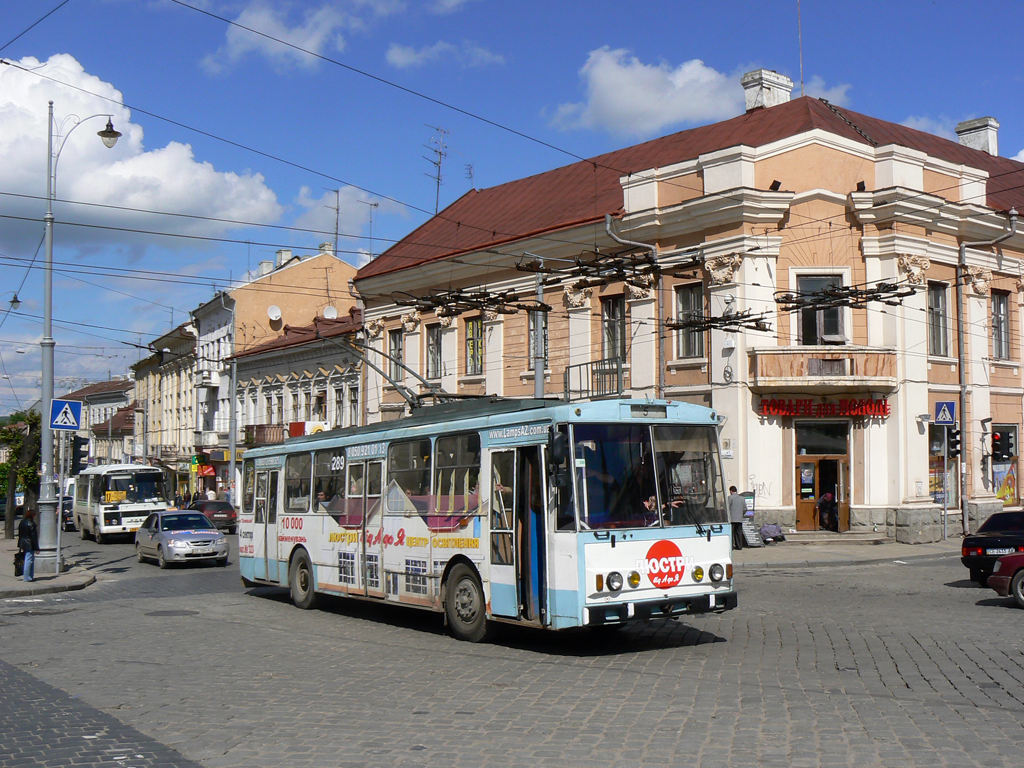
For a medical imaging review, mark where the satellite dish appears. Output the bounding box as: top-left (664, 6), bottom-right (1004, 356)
top-left (267, 305), bottom-right (282, 321)
top-left (323, 305), bottom-right (338, 319)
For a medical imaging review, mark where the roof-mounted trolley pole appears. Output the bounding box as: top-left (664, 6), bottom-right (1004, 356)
top-left (956, 208), bottom-right (1017, 535)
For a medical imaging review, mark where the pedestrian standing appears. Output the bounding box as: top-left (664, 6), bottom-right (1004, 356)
top-left (727, 486), bottom-right (746, 550)
top-left (17, 508), bottom-right (40, 583)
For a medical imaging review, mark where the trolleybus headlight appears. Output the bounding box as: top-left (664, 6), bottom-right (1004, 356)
top-left (691, 566), bottom-right (705, 582)
top-left (709, 563), bottom-right (725, 583)
top-left (606, 571), bottom-right (623, 592)
top-left (627, 571), bottom-right (641, 588)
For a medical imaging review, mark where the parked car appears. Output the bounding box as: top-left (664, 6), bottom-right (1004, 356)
top-left (60, 495), bottom-right (75, 532)
top-left (987, 553), bottom-right (1024, 608)
top-left (961, 511), bottom-right (1024, 583)
top-left (134, 510), bottom-right (229, 569)
top-left (187, 500), bottom-right (238, 533)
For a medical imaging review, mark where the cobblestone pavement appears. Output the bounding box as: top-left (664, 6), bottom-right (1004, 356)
top-left (1, 537), bottom-right (1022, 767)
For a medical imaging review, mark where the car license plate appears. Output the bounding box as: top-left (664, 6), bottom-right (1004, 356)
top-left (194, 547), bottom-right (212, 554)
top-left (986, 547), bottom-right (1014, 555)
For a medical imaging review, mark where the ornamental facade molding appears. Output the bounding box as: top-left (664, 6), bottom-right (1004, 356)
top-left (563, 284), bottom-right (593, 309)
top-left (364, 318), bottom-right (384, 338)
top-left (704, 253), bottom-right (743, 285)
top-left (482, 309), bottom-right (500, 322)
top-left (624, 275), bottom-right (654, 301)
top-left (400, 310), bottom-right (421, 333)
top-left (965, 266), bottom-right (992, 296)
top-left (1016, 276), bottom-right (1024, 299)
top-left (897, 253), bottom-right (930, 285)
top-left (437, 312), bottom-right (455, 329)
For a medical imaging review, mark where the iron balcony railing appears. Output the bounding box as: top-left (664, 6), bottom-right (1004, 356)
top-left (563, 357), bottom-right (625, 401)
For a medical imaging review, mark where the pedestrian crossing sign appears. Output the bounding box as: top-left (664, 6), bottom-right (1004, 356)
top-left (50, 399), bottom-right (83, 431)
top-left (934, 401), bottom-right (956, 426)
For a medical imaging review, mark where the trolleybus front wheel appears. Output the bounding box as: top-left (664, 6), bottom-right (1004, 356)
top-left (289, 550), bottom-right (317, 609)
top-left (445, 563), bottom-right (488, 642)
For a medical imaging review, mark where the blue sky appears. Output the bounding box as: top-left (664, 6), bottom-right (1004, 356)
top-left (2, 0), bottom-right (1024, 414)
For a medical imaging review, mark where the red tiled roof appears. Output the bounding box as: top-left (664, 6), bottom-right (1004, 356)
top-left (91, 402), bottom-right (136, 436)
top-left (355, 97), bottom-right (1024, 281)
top-left (232, 308), bottom-right (363, 360)
top-left (61, 379), bottom-right (133, 400)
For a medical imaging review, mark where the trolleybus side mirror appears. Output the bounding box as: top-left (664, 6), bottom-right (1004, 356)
top-left (548, 430), bottom-right (569, 466)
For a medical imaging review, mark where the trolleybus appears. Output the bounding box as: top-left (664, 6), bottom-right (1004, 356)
top-left (239, 397), bottom-right (737, 641)
top-left (75, 463), bottom-right (169, 543)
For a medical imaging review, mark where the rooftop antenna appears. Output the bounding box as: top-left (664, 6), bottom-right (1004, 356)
top-left (325, 188), bottom-right (341, 257)
top-left (359, 199), bottom-right (380, 260)
top-left (424, 125), bottom-right (448, 214)
top-left (465, 163), bottom-right (475, 189)
top-left (797, 0), bottom-right (805, 97)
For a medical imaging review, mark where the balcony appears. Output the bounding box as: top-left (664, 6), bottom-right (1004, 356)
top-left (564, 357), bottom-right (625, 401)
top-left (244, 423), bottom-right (286, 448)
top-left (747, 346), bottom-right (898, 394)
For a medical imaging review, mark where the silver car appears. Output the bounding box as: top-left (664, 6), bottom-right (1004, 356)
top-left (135, 510), bottom-right (229, 569)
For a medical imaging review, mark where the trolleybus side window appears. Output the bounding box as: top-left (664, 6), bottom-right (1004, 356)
top-left (548, 424), bottom-right (574, 530)
top-left (386, 438), bottom-right (431, 515)
top-left (285, 453), bottom-right (312, 513)
top-left (313, 450), bottom-right (345, 513)
top-left (434, 432), bottom-right (480, 516)
top-left (490, 451), bottom-right (514, 565)
top-left (242, 461), bottom-right (255, 516)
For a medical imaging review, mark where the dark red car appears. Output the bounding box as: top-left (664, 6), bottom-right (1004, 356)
top-left (187, 500), bottom-right (237, 534)
top-left (961, 510), bottom-right (1024, 584)
top-left (987, 552), bottom-right (1024, 608)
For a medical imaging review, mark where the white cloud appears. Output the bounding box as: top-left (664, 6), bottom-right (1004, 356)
top-left (551, 47), bottom-right (744, 137)
top-left (901, 115), bottom-right (958, 141)
top-left (805, 75), bottom-right (851, 106)
top-left (386, 40), bottom-right (504, 69)
top-left (0, 54), bottom-right (282, 258)
top-left (430, 0), bottom-right (475, 13)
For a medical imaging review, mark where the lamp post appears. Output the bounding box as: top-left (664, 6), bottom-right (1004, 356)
top-left (37, 100), bottom-right (120, 575)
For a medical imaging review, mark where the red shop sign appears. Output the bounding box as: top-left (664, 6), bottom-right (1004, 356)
top-left (758, 397), bottom-right (890, 418)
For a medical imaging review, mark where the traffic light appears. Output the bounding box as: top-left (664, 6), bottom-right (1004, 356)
top-left (1009, 430), bottom-right (1018, 459)
top-left (946, 425), bottom-right (961, 459)
top-left (992, 431), bottom-right (1009, 460)
top-left (71, 435), bottom-right (89, 473)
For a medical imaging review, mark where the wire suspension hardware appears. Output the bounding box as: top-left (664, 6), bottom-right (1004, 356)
top-left (775, 281), bottom-right (919, 312)
top-left (391, 287), bottom-right (551, 317)
top-left (665, 309), bottom-right (772, 334)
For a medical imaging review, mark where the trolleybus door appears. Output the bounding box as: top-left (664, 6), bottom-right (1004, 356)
top-left (253, 469), bottom-right (280, 582)
top-left (488, 446), bottom-right (547, 622)
top-left (489, 450), bottom-right (519, 617)
top-left (361, 460), bottom-right (385, 598)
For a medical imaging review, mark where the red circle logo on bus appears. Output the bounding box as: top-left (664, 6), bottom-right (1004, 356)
top-left (645, 540), bottom-right (685, 589)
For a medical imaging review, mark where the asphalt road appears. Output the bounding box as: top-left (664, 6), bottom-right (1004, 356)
top-left (1, 534), bottom-right (1022, 768)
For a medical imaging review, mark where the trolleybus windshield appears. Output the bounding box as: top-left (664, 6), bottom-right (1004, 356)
top-left (574, 423), bottom-right (726, 529)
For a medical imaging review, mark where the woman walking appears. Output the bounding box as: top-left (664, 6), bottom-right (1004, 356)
top-left (17, 508), bottom-right (40, 582)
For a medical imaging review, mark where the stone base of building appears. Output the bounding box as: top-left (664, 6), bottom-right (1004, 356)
top-left (967, 498), bottom-right (1005, 534)
top-left (752, 504), bottom-right (964, 544)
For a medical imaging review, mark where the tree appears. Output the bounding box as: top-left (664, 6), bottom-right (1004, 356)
top-left (1, 410), bottom-right (41, 539)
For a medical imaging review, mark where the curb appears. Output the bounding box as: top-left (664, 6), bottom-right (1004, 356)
top-left (736, 549), bottom-right (961, 570)
top-left (0, 571), bottom-right (96, 600)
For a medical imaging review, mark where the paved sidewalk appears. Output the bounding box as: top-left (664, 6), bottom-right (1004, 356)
top-left (733, 535), bottom-right (964, 568)
top-left (0, 537), bottom-right (95, 598)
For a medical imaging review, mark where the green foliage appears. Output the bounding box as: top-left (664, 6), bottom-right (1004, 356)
top-left (0, 409), bottom-right (41, 498)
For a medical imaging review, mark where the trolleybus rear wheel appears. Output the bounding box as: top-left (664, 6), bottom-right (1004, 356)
top-left (445, 563), bottom-right (488, 642)
top-left (289, 550), bottom-right (317, 609)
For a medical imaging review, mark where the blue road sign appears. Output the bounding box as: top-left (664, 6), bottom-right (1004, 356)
top-left (934, 401), bottom-right (956, 426)
top-left (50, 399), bottom-right (83, 431)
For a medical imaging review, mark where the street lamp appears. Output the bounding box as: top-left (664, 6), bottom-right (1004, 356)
top-left (37, 100), bottom-right (120, 575)
top-left (8, 292), bottom-right (21, 310)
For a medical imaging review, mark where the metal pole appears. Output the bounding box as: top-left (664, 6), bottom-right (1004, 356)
top-left (942, 425), bottom-right (948, 541)
top-left (228, 358), bottom-right (238, 507)
top-left (37, 100), bottom-right (58, 575)
top-left (55, 431), bottom-right (64, 572)
top-left (534, 256), bottom-right (544, 399)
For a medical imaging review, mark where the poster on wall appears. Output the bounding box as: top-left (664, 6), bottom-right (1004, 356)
top-left (993, 461), bottom-right (1017, 506)
top-left (928, 455), bottom-right (957, 506)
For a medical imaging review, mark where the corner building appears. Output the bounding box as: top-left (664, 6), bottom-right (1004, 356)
top-left (354, 70), bottom-right (1024, 542)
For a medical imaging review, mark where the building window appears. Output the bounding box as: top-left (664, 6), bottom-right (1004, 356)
top-left (992, 290), bottom-right (1010, 360)
top-left (348, 386), bottom-right (359, 427)
top-left (275, 393), bottom-right (283, 423)
top-left (334, 387), bottom-right (344, 427)
top-left (797, 275), bottom-right (844, 345)
top-left (388, 329), bottom-right (403, 382)
top-left (528, 311), bottom-right (548, 370)
top-left (465, 317), bottom-right (484, 376)
top-left (313, 390), bottom-right (326, 421)
top-left (927, 282), bottom-right (948, 357)
top-left (426, 324), bottom-right (442, 379)
top-left (265, 394), bottom-right (272, 425)
top-left (601, 296), bottom-right (626, 361)
top-left (675, 283), bottom-right (705, 358)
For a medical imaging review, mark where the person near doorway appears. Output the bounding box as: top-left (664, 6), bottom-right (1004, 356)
top-left (17, 508), bottom-right (40, 582)
top-left (727, 486), bottom-right (746, 549)
top-left (816, 492), bottom-right (837, 532)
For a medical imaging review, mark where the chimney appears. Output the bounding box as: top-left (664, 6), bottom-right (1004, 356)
top-left (955, 117), bottom-right (999, 156)
top-left (741, 69), bottom-right (794, 111)
top-left (257, 260), bottom-right (273, 276)
top-left (319, 242), bottom-right (334, 256)
top-left (275, 248), bottom-right (292, 268)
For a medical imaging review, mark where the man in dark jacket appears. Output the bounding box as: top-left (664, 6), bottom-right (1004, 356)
top-left (17, 508), bottom-right (40, 582)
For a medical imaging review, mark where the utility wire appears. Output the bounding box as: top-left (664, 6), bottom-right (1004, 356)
top-left (0, 0), bottom-right (71, 54)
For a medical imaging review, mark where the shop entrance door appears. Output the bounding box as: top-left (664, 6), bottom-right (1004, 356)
top-left (795, 422), bottom-right (850, 531)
